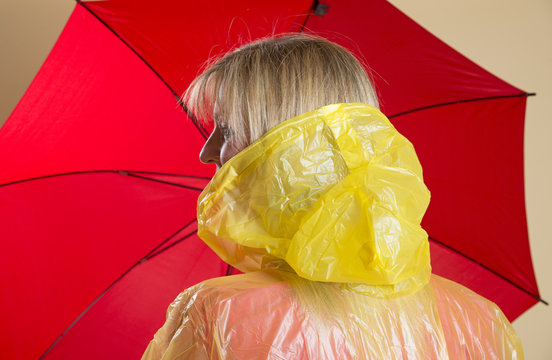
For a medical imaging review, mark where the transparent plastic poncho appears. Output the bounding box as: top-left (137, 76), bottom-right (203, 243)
top-left (142, 103), bottom-right (523, 359)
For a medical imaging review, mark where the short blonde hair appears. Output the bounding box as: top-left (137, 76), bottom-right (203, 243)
top-left (183, 34), bottom-right (379, 148)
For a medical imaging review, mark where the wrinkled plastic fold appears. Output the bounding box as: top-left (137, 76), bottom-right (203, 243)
top-left (198, 103), bottom-right (431, 297)
top-left (142, 271), bottom-right (522, 359)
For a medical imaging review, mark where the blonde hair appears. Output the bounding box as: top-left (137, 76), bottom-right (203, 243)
top-left (183, 34), bottom-right (379, 148)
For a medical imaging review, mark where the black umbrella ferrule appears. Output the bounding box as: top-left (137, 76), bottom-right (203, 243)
top-left (314, 2), bottom-right (330, 17)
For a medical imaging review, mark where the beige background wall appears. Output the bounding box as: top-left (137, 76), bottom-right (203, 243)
top-left (1, 0), bottom-right (550, 358)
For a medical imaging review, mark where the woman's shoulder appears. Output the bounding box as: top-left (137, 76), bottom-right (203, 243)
top-left (430, 274), bottom-right (505, 316)
top-left (175, 270), bottom-right (296, 315)
top-left (142, 271), bottom-right (299, 359)
top-left (430, 274), bottom-right (524, 358)
top-left (189, 270), bottom-right (292, 296)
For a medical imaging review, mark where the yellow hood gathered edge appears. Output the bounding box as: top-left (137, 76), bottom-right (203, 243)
top-left (197, 103), bottom-right (432, 297)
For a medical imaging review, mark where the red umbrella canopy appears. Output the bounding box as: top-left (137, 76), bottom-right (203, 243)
top-left (0, 0), bottom-right (542, 359)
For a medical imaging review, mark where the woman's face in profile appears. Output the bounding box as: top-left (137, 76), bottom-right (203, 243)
top-left (199, 122), bottom-right (243, 170)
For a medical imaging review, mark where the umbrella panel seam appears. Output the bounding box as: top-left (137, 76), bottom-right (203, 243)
top-left (429, 236), bottom-right (547, 305)
top-left (75, 0), bottom-right (209, 140)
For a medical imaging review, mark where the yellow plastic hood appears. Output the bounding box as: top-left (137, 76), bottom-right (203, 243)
top-left (197, 103), bottom-right (431, 297)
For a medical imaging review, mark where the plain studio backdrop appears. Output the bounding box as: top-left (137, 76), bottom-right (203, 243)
top-left (1, 0), bottom-right (550, 358)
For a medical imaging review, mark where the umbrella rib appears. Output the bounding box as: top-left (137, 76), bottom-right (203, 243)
top-left (75, 0), bottom-right (209, 140)
top-left (146, 228), bottom-right (198, 261)
top-left (388, 92), bottom-right (536, 119)
top-left (226, 265), bottom-right (234, 276)
top-left (38, 259), bottom-right (145, 359)
top-left (38, 220), bottom-right (199, 359)
top-left (0, 169), bottom-right (210, 188)
top-left (143, 218), bottom-right (198, 259)
top-left (123, 170), bottom-right (211, 180)
top-left (125, 172), bottom-right (204, 191)
top-left (145, 230), bottom-right (235, 277)
top-left (429, 236), bottom-right (548, 306)
top-left (299, 0), bottom-right (318, 33)
top-left (142, 224), bottom-right (235, 273)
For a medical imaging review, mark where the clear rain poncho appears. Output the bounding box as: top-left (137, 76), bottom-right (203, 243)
top-left (142, 103), bottom-right (523, 359)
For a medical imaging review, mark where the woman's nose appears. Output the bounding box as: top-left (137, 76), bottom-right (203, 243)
top-left (199, 127), bottom-right (221, 167)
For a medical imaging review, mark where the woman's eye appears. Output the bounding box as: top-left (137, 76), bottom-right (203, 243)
top-left (220, 126), bottom-right (233, 140)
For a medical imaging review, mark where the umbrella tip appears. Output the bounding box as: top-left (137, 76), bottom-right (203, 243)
top-left (313, 1), bottom-right (330, 17)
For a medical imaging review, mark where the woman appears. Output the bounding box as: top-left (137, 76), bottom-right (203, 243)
top-left (142, 35), bottom-right (523, 359)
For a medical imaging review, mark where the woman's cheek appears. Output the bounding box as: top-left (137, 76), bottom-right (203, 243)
top-left (220, 142), bottom-right (240, 164)
top-left (220, 140), bottom-right (244, 166)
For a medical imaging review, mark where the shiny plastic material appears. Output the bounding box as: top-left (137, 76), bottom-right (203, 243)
top-left (143, 103), bottom-right (523, 359)
top-left (198, 103), bottom-right (431, 297)
top-left (143, 271), bottom-right (522, 359)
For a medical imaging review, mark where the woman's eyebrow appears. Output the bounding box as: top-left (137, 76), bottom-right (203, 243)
top-left (213, 113), bottom-right (228, 127)
top-left (212, 111), bottom-right (222, 122)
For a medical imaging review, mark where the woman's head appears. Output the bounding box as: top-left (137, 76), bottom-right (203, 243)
top-left (183, 34), bottom-right (379, 168)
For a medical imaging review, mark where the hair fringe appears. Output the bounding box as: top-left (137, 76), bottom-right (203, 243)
top-left (182, 34), bottom-right (380, 148)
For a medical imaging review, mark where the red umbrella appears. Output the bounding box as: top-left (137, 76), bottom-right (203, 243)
top-left (0, 0), bottom-right (543, 359)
